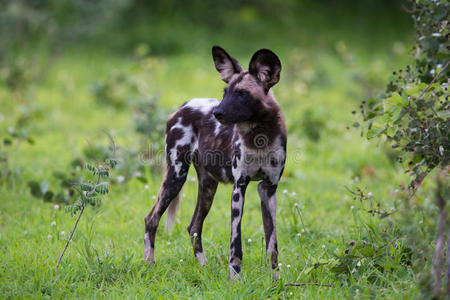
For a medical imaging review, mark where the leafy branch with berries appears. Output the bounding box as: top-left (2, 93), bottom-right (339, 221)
top-left (354, 0), bottom-right (448, 190)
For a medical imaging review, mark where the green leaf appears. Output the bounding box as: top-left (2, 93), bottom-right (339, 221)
top-left (80, 183), bottom-right (94, 191)
top-left (84, 162), bottom-right (96, 172)
top-left (386, 126), bottom-right (397, 137)
top-left (97, 165), bottom-right (109, 177)
top-left (106, 158), bottom-right (118, 169)
top-left (367, 128), bottom-right (385, 139)
top-left (95, 182), bottom-right (109, 194)
top-left (87, 196), bottom-right (102, 206)
top-left (390, 92), bottom-right (403, 105)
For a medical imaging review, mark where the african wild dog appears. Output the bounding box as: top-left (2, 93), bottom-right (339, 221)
top-left (144, 46), bottom-right (286, 280)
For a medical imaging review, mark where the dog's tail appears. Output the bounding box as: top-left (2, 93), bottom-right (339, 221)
top-left (165, 191), bottom-right (181, 233)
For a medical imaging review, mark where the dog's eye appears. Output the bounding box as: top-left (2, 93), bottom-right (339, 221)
top-left (237, 90), bottom-right (248, 96)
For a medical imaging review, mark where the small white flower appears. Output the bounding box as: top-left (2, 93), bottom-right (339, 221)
top-left (419, 220), bottom-right (423, 224)
top-left (133, 171), bottom-right (142, 177)
top-left (182, 193), bottom-right (186, 198)
top-left (283, 189), bottom-right (288, 194)
top-left (357, 260), bottom-right (361, 267)
top-left (117, 175), bottom-right (125, 183)
top-left (278, 263), bottom-right (282, 267)
top-left (291, 192), bottom-right (297, 196)
top-left (297, 233), bottom-right (301, 237)
top-left (145, 185), bottom-right (150, 190)
top-left (193, 233), bottom-right (198, 237)
top-left (289, 292), bottom-right (293, 296)
top-left (287, 264), bottom-right (291, 268)
top-left (321, 245), bottom-right (325, 249)
top-left (394, 189), bottom-right (399, 193)
top-left (354, 176), bottom-right (359, 182)
top-left (60, 231), bottom-right (66, 236)
top-left (151, 195), bottom-right (156, 200)
top-left (301, 229), bottom-right (305, 233)
top-left (248, 238), bottom-right (252, 243)
top-left (166, 241), bottom-right (171, 245)
top-left (51, 221), bottom-right (56, 227)
top-left (54, 204), bottom-right (60, 210)
top-left (351, 206), bottom-right (355, 210)
top-left (179, 259), bottom-right (183, 263)
top-left (294, 203), bottom-right (299, 208)
top-left (367, 192), bottom-right (373, 198)
top-left (47, 234), bottom-right (52, 239)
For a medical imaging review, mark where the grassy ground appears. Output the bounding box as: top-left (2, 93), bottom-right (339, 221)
top-left (0, 4), bottom-right (435, 298)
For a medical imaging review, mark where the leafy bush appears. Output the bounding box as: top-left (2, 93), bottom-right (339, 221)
top-left (354, 0), bottom-right (449, 296)
top-left (355, 0), bottom-right (448, 186)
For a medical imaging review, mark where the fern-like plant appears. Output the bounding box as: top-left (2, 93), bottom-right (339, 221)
top-left (55, 158), bottom-right (117, 274)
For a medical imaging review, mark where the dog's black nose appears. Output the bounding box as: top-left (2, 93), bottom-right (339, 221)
top-left (213, 108), bottom-right (224, 120)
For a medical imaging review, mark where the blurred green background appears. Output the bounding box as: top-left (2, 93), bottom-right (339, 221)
top-left (1, 1), bottom-right (429, 298)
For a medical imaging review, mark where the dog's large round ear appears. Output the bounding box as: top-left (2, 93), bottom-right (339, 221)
top-left (212, 46), bottom-right (243, 83)
top-left (249, 49), bottom-right (281, 93)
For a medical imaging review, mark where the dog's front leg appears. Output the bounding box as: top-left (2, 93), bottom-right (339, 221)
top-left (258, 181), bottom-right (279, 279)
top-left (229, 176), bottom-right (249, 281)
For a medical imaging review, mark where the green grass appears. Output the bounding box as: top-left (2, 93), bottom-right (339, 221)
top-left (0, 6), bottom-right (437, 298)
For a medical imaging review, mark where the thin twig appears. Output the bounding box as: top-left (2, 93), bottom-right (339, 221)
top-left (284, 283), bottom-right (334, 287)
top-left (415, 60), bottom-right (449, 103)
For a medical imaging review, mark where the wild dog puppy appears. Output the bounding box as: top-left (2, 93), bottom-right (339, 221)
top-left (144, 46), bottom-right (286, 280)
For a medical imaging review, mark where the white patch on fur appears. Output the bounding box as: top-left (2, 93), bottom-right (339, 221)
top-left (232, 135), bottom-right (285, 185)
top-left (231, 189), bottom-right (243, 234)
top-left (214, 121), bottom-right (222, 136)
top-left (221, 168), bottom-right (228, 182)
top-left (185, 98), bottom-right (219, 115)
top-left (168, 117), bottom-right (194, 177)
top-left (196, 251), bottom-right (208, 266)
top-left (144, 232), bottom-right (154, 261)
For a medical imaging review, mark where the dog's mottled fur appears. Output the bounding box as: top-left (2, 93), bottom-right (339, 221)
top-left (144, 46), bottom-right (286, 280)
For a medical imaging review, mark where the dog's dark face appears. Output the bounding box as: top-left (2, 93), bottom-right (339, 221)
top-left (211, 46), bottom-right (282, 124)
